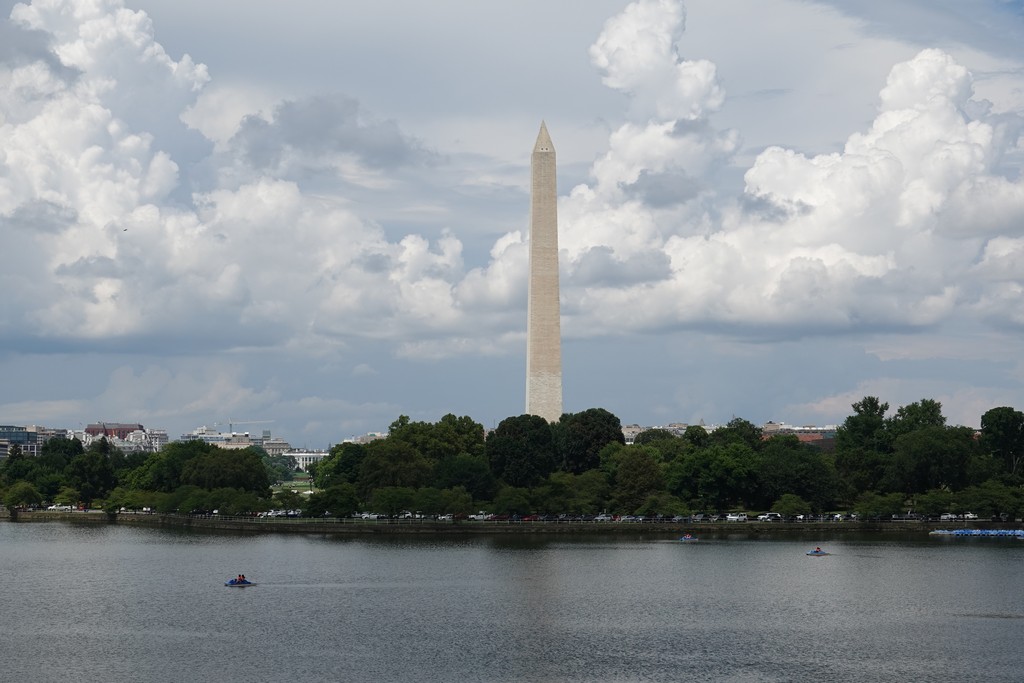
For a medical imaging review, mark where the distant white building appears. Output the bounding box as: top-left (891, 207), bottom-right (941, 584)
top-left (622, 422), bottom-right (701, 444)
top-left (178, 425), bottom-right (291, 453)
top-left (79, 427), bottom-right (168, 453)
top-left (347, 431), bottom-right (386, 445)
top-left (289, 450), bottom-right (330, 472)
top-left (262, 437), bottom-right (293, 456)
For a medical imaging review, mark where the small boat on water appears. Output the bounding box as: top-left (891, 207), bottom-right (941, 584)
top-left (226, 576), bottom-right (254, 586)
top-left (679, 534), bottom-right (698, 542)
top-left (806, 548), bottom-right (829, 556)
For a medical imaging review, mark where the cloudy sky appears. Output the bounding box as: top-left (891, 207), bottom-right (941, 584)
top-left (2, 0), bottom-right (1023, 448)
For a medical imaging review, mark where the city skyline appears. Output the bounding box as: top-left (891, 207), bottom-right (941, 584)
top-left (1, 0), bottom-right (1023, 448)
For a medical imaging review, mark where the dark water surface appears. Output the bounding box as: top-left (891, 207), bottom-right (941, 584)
top-left (2, 522), bottom-right (1022, 682)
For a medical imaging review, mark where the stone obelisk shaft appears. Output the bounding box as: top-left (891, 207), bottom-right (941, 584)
top-left (526, 122), bottom-right (563, 422)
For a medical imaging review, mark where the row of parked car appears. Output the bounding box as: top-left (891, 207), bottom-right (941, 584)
top-left (349, 512), bottom-right (861, 523)
top-left (686, 512), bottom-right (859, 522)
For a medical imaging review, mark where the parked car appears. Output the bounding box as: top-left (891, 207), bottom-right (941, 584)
top-left (962, 512), bottom-right (978, 520)
top-left (940, 512), bottom-right (957, 521)
top-left (725, 513), bottom-right (748, 522)
top-left (757, 512), bottom-right (783, 522)
top-left (691, 513), bottom-right (712, 523)
top-left (594, 513), bottom-right (613, 522)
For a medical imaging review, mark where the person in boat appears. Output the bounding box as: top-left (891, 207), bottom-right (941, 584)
top-left (815, 547), bottom-right (822, 553)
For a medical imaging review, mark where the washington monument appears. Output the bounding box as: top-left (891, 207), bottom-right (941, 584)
top-left (525, 122), bottom-right (563, 422)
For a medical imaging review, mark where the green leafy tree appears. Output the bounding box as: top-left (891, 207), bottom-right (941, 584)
top-left (1, 444), bottom-right (37, 485)
top-left (371, 486), bottom-right (416, 517)
top-left (273, 488), bottom-right (305, 510)
top-left (835, 396), bottom-right (891, 492)
top-left (31, 472), bottom-right (65, 500)
top-left (534, 470), bottom-right (612, 515)
top-left (176, 486), bottom-right (215, 514)
top-left (315, 442), bottom-right (368, 488)
top-left (573, 470), bottom-right (612, 514)
top-left (682, 425), bottom-right (710, 449)
top-left (852, 491), bottom-right (905, 520)
top-left (157, 486), bottom-right (200, 513)
top-left (211, 489), bottom-right (266, 516)
top-left (836, 396), bottom-right (890, 452)
top-left (914, 488), bottom-right (955, 518)
top-left (440, 486), bottom-right (473, 515)
top-left (612, 447), bottom-right (666, 513)
top-left (105, 486), bottom-right (149, 512)
top-left (534, 471), bottom-right (575, 513)
top-left (118, 450), bottom-right (151, 473)
top-left (38, 436), bottom-right (84, 471)
top-left (388, 414), bottom-right (485, 462)
top-left (957, 480), bottom-right (1023, 519)
top-left (412, 487), bottom-right (445, 516)
top-left (770, 493), bottom-right (811, 517)
top-left (180, 447), bottom-right (271, 494)
top-left (645, 435), bottom-right (690, 463)
top-left (666, 443), bottom-right (756, 511)
top-left (553, 408), bottom-right (625, 474)
top-left (65, 449), bottom-right (117, 506)
top-left (431, 414), bottom-right (487, 459)
top-left (487, 414), bottom-right (556, 487)
top-left (53, 486), bottom-right (80, 506)
top-left (980, 406), bottom-right (1024, 477)
top-left (882, 425), bottom-right (975, 494)
top-left (492, 486), bottom-right (531, 515)
top-left (433, 453), bottom-right (497, 500)
top-left (598, 441), bottom-right (630, 481)
top-left (635, 492), bottom-right (686, 516)
top-left (305, 483), bottom-right (359, 518)
top-left (886, 399), bottom-right (946, 441)
top-left (263, 453), bottom-right (298, 483)
top-left (708, 418), bottom-right (762, 450)
top-left (357, 440), bottom-right (433, 495)
top-left (966, 449), bottom-right (1002, 487)
top-left (127, 440), bottom-right (213, 492)
top-left (754, 435), bottom-right (839, 511)
top-left (634, 429), bottom-right (677, 446)
top-left (4, 480), bottom-right (42, 508)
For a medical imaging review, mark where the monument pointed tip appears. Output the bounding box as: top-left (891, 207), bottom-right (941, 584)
top-left (533, 121), bottom-right (554, 153)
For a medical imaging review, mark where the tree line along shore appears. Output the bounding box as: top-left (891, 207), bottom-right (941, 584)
top-left (3, 398), bottom-right (1023, 524)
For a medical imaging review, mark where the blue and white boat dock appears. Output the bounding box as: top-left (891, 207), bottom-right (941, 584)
top-left (929, 528), bottom-right (1024, 537)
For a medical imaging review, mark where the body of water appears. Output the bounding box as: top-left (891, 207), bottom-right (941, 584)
top-left (2, 522), bottom-right (1021, 682)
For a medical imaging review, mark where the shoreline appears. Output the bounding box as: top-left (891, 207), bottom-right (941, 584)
top-left (4, 509), bottom-right (1017, 536)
